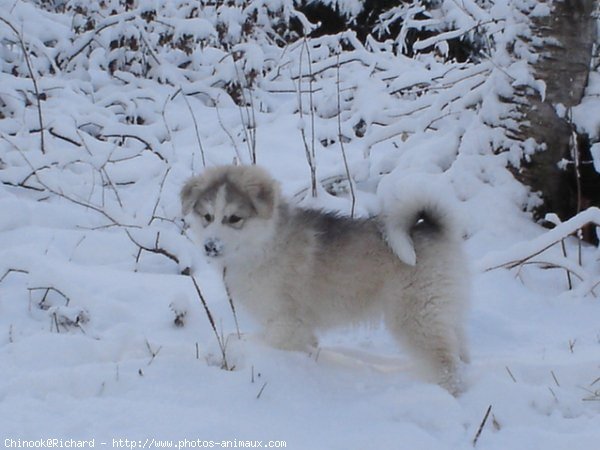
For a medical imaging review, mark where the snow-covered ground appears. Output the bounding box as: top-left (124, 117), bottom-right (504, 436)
top-left (2, 1), bottom-right (600, 449)
top-left (2, 110), bottom-right (600, 449)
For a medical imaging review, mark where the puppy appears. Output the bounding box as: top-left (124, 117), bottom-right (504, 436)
top-left (181, 165), bottom-right (470, 393)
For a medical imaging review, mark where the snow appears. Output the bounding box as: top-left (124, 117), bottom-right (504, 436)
top-left (1, 0), bottom-right (600, 449)
top-left (572, 72), bottom-right (600, 139)
top-left (591, 143), bottom-right (600, 174)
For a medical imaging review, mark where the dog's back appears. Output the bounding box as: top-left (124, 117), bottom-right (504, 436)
top-left (270, 204), bottom-right (467, 331)
top-left (272, 207), bottom-right (398, 325)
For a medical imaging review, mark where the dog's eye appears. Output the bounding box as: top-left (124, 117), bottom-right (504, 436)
top-left (227, 215), bottom-right (242, 224)
top-left (203, 213), bottom-right (213, 223)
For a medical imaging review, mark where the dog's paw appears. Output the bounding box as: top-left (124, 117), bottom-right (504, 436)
top-left (438, 366), bottom-right (468, 396)
top-left (263, 321), bottom-right (318, 352)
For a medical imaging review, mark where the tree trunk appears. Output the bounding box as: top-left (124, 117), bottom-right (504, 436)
top-left (514, 0), bottom-right (598, 239)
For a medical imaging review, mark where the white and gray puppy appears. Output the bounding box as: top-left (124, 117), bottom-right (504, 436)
top-left (181, 165), bottom-right (470, 393)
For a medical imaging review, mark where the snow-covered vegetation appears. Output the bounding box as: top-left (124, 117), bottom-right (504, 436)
top-left (1, 0), bottom-right (600, 448)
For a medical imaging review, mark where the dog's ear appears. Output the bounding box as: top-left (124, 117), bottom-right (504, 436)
top-left (246, 176), bottom-right (279, 219)
top-left (180, 177), bottom-right (203, 215)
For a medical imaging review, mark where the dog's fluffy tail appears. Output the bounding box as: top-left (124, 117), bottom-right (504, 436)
top-left (380, 177), bottom-right (460, 266)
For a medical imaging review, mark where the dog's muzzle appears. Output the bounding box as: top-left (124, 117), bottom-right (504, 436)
top-left (204, 238), bottom-right (224, 257)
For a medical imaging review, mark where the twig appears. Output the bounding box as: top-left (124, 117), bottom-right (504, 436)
top-left (313, 347), bottom-right (322, 363)
top-left (215, 97), bottom-right (243, 163)
top-left (0, 17), bottom-right (46, 154)
top-left (472, 405), bottom-right (492, 447)
top-left (181, 91), bottom-right (206, 169)
top-left (559, 238), bottom-right (573, 289)
top-left (478, 208), bottom-right (600, 284)
top-left (77, 130), bottom-right (125, 209)
top-left (588, 278), bottom-right (600, 296)
top-left (145, 339), bottom-right (162, 366)
top-left (222, 267), bottom-right (241, 339)
top-left (505, 366), bottom-right (517, 383)
top-left (567, 113), bottom-right (584, 265)
top-left (0, 268), bottom-right (29, 284)
top-left (48, 128), bottom-right (82, 147)
top-left (256, 382), bottom-right (268, 400)
top-left (148, 168), bottom-right (171, 225)
top-left (511, 259), bottom-right (586, 284)
top-left (102, 133), bottom-right (165, 161)
top-left (545, 212), bottom-right (575, 289)
top-left (336, 54), bottom-right (356, 218)
top-left (13, 145), bottom-right (139, 228)
top-left (29, 286), bottom-right (71, 308)
top-left (160, 94), bottom-right (175, 149)
top-left (100, 167), bottom-right (124, 209)
top-left (52, 312), bottom-right (61, 333)
top-left (138, 29), bottom-right (161, 67)
top-left (125, 229), bottom-right (180, 267)
top-left (230, 52), bottom-right (257, 164)
top-left (287, 52), bottom-right (385, 81)
top-left (580, 375), bottom-right (600, 401)
top-left (297, 38), bottom-right (318, 198)
top-left (569, 118), bottom-right (583, 217)
top-left (190, 276), bottom-right (230, 370)
top-left (307, 44), bottom-right (316, 185)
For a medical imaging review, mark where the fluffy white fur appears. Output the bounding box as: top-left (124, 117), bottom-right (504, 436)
top-left (182, 165), bottom-right (470, 394)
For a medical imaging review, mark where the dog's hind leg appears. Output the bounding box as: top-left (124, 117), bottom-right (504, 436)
top-left (456, 324), bottom-right (470, 364)
top-left (385, 293), bottom-right (465, 394)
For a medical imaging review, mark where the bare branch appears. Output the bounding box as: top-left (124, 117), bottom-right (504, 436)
top-left (179, 91), bottom-right (207, 170)
top-left (125, 229), bottom-right (180, 266)
top-left (12, 145), bottom-right (139, 228)
top-left (478, 207), bottom-right (600, 273)
top-left (149, 168), bottom-right (171, 225)
top-left (48, 128), bottom-right (82, 147)
top-left (336, 54), bottom-right (356, 218)
top-left (0, 268), bottom-right (29, 284)
top-left (0, 17), bottom-right (46, 154)
top-left (297, 38), bottom-right (317, 198)
top-left (222, 267), bottom-right (241, 339)
top-left (29, 286), bottom-right (71, 308)
top-left (102, 133), bottom-right (166, 161)
top-left (472, 405), bottom-right (492, 447)
top-left (190, 276), bottom-right (231, 370)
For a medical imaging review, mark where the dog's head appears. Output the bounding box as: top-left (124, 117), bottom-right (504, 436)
top-left (181, 165), bottom-right (280, 260)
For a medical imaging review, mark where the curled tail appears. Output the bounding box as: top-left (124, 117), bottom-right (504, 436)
top-left (381, 179), bottom-right (460, 266)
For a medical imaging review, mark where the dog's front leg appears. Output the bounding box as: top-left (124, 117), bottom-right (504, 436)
top-left (262, 315), bottom-right (318, 352)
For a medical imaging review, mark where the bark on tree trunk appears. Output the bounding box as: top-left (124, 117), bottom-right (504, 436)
top-left (514, 0), bottom-right (598, 240)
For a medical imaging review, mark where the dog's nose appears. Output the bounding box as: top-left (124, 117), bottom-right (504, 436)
top-left (204, 238), bottom-right (223, 257)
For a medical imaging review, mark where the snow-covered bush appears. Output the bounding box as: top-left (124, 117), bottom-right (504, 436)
top-left (0, 0), bottom-right (595, 349)
top-left (0, 0), bottom-right (545, 268)
top-left (26, 0), bottom-right (309, 88)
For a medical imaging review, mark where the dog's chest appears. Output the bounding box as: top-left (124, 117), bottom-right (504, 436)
top-left (224, 262), bottom-right (279, 313)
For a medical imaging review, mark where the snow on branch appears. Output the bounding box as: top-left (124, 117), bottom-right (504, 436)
top-left (477, 208), bottom-right (600, 271)
top-left (0, 0), bottom-right (546, 278)
top-left (477, 207), bottom-right (600, 296)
